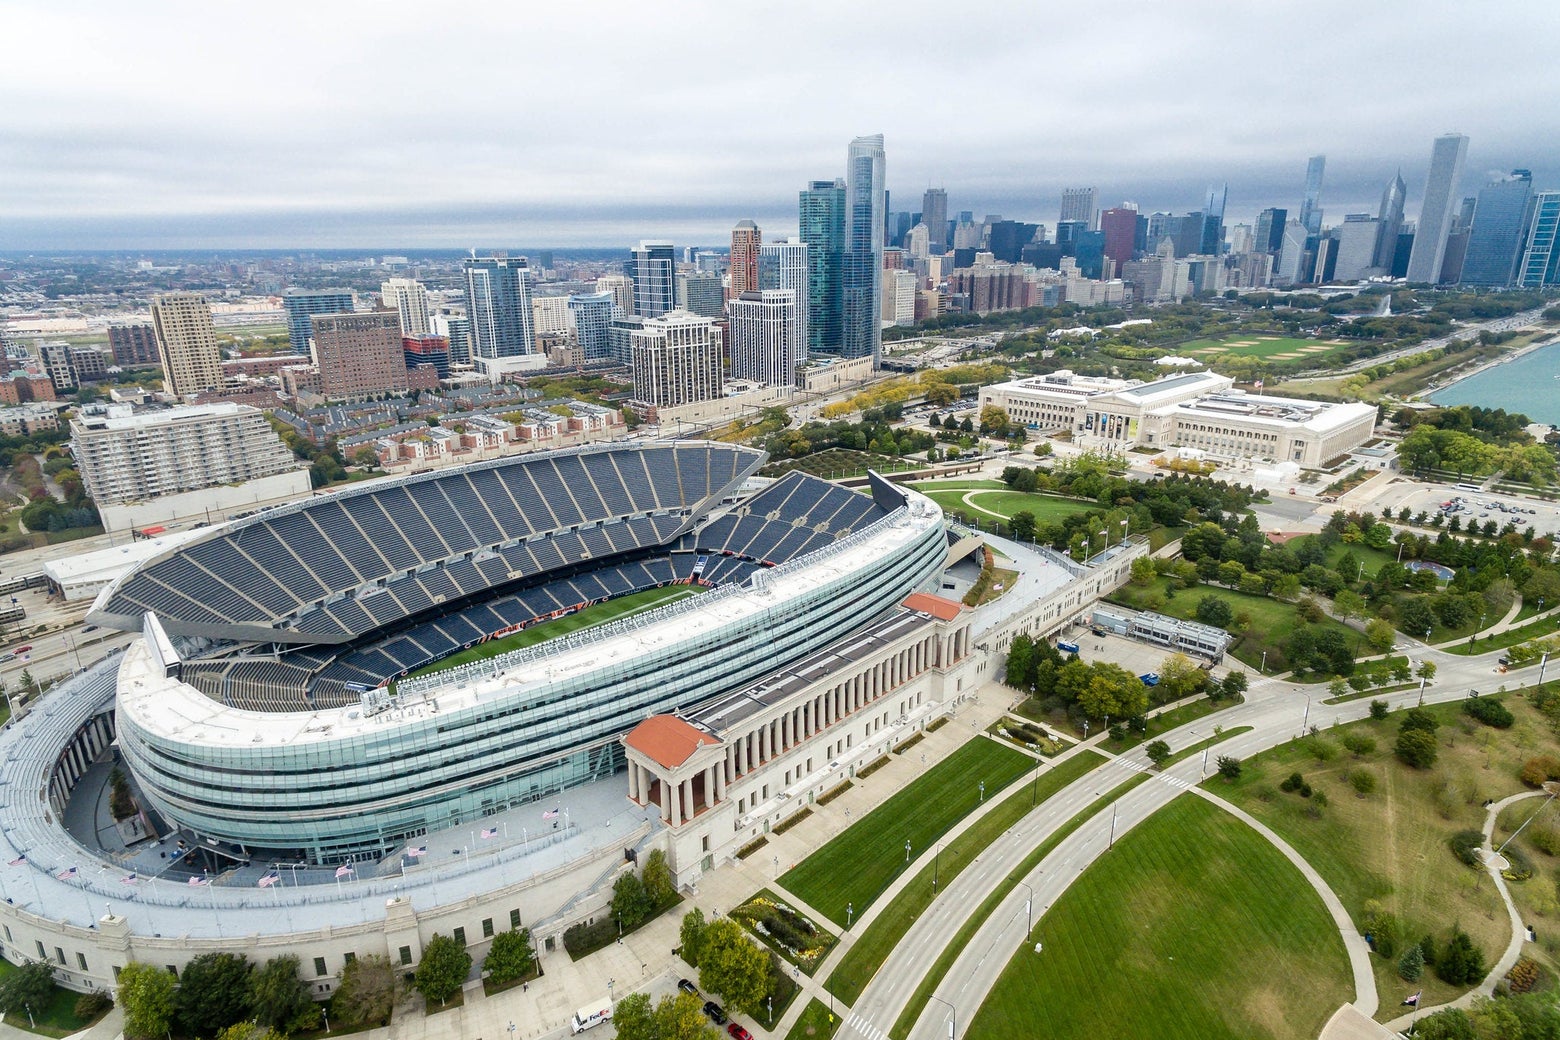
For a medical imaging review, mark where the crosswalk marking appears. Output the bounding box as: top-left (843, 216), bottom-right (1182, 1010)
top-left (1116, 757), bottom-right (1193, 788)
top-left (847, 1011), bottom-right (887, 1040)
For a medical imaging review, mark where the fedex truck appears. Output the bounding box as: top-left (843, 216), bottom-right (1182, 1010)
top-left (571, 1003), bottom-right (612, 1034)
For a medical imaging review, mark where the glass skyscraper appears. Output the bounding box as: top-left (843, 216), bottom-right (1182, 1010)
top-left (1406, 133), bottom-right (1469, 284)
top-left (1518, 193), bottom-right (1560, 288)
top-left (568, 291), bottom-right (616, 360)
top-left (282, 288), bottom-right (354, 355)
top-left (759, 238), bottom-right (809, 373)
top-left (632, 241), bottom-right (676, 318)
top-left (463, 256), bottom-right (535, 359)
top-left (1299, 155), bottom-right (1326, 235)
top-left (842, 134), bottom-right (886, 362)
top-left (799, 178), bottom-right (844, 355)
top-left (1460, 170), bottom-right (1535, 287)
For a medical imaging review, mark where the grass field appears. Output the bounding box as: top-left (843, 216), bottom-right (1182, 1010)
top-left (1444, 611), bottom-right (1560, 656)
top-left (0, 957), bottom-right (103, 1036)
top-left (1179, 333), bottom-right (1350, 363)
top-left (920, 488), bottom-right (1100, 526)
top-left (965, 797), bottom-right (1351, 1040)
top-left (1213, 697), bottom-right (1551, 1018)
top-left (779, 738), bottom-right (1035, 927)
top-left (826, 751), bottom-right (1106, 1004)
top-left (784, 999), bottom-right (841, 1040)
top-left (1107, 577), bottom-right (1356, 673)
top-left (1492, 795), bottom-right (1560, 984)
top-left (403, 585), bottom-right (701, 679)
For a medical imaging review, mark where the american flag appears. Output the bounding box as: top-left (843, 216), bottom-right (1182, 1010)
top-left (406, 845), bottom-right (427, 858)
top-left (56, 866), bottom-right (78, 880)
top-left (188, 875), bottom-right (210, 887)
top-left (542, 808), bottom-right (559, 821)
top-left (1253, 379), bottom-right (1264, 390)
top-left (121, 873), bottom-right (139, 885)
top-left (7, 854), bottom-right (24, 867)
top-left (1402, 991), bottom-right (1421, 1007)
top-left (335, 863), bottom-right (354, 879)
top-left (257, 871), bottom-right (280, 889)
top-left (481, 827), bottom-right (498, 839)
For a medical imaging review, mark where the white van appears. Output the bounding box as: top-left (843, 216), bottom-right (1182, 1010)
top-left (570, 1003), bottom-right (612, 1034)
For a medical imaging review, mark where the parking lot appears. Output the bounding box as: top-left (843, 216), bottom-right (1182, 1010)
top-left (1381, 484), bottom-right (1560, 541)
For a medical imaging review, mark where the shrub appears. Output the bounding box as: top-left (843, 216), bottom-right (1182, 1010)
top-left (1463, 696), bottom-right (1514, 729)
top-left (1501, 844), bottom-right (1535, 882)
top-left (1396, 728), bottom-right (1439, 769)
top-left (75, 992), bottom-right (113, 1021)
top-left (1369, 700), bottom-right (1390, 720)
top-left (1435, 929), bottom-right (1487, 986)
top-left (1520, 755), bottom-right (1560, 787)
top-left (1400, 707), bottom-right (1439, 733)
top-left (1506, 956), bottom-right (1541, 994)
top-left (1341, 734), bottom-right (1378, 757)
top-left (1528, 822), bottom-right (1560, 856)
top-left (1450, 829), bottom-right (1486, 868)
top-left (1361, 901), bottom-right (1400, 959)
top-left (1145, 740), bottom-right (1171, 768)
top-left (1216, 755), bottom-right (1242, 780)
top-left (1280, 771), bottom-right (1306, 794)
top-left (1350, 770), bottom-right (1377, 796)
top-left (1302, 737), bottom-right (1338, 762)
top-left (1398, 943), bottom-right (1425, 982)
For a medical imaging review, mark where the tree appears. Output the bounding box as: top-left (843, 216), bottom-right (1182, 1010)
top-left (1398, 943), bottom-right (1425, 982)
top-left (176, 951), bottom-right (254, 1038)
top-left (613, 992), bottom-right (717, 1040)
top-left (414, 934), bottom-right (471, 1007)
top-left (1417, 661), bottom-right (1437, 683)
top-left (248, 955), bottom-right (313, 1032)
top-left (333, 953), bottom-right (399, 1028)
top-left (613, 870), bottom-right (652, 930)
top-left (924, 383), bottom-right (958, 407)
top-left (1219, 670), bottom-right (1248, 701)
top-left (612, 992), bottom-right (656, 1040)
top-left (0, 960), bottom-right (56, 1016)
top-left (349, 445), bottom-right (380, 470)
top-left (1329, 676), bottom-right (1349, 700)
top-left (1194, 595), bottom-right (1232, 627)
top-left (215, 1024), bottom-right (286, 1040)
top-left (1395, 728), bottom-right (1438, 769)
top-left (679, 908), bottom-right (709, 967)
top-left (118, 962), bottom-right (177, 1040)
top-left (1146, 740), bottom-right (1172, 769)
top-left (1129, 556), bottom-right (1157, 586)
top-left (1436, 929), bottom-right (1487, 985)
top-left (1157, 654), bottom-right (1206, 702)
top-left (1369, 700), bottom-right (1390, 720)
top-left (1008, 510), bottom-right (1037, 544)
top-left (642, 848), bottom-right (675, 908)
top-left (482, 929), bottom-right (534, 988)
top-left (697, 919), bottom-right (769, 1016)
top-left (1364, 618), bottom-right (1396, 653)
top-left (978, 405), bottom-right (1010, 436)
top-left (1216, 755), bottom-right (1242, 780)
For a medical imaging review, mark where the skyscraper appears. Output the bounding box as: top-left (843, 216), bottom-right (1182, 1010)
top-left (568, 292), bottom-right (616, 360)
top-left (463, 256), bottom-right (536, 360)
top-left (1254, 208), bottom-right (1288, 255)
top-left (729, 220), bottom-right (762, 298)
top-left (1518, 193), bottom-right (1560, 288)
top-left (842, 134), bottom-right (886, 362)
top-left (596, 274), bottom-right (635, 316)
top-left (1200, 185), bottom-right (1227, 255)
top-left (758, 239), bottom-right (809, 371)
top-left (1299, 156), bottom-right (1326, 235)
top-left (1099, 206), bottom-right (1139, 274)
top-left (1406, 133), bottom-right (1470, 284)
top-left (1375, 171), bottom-right (1408, 271)
top-left (799, 178), bottom-right (845, 354)
top-left (149, 292), bottom-right (223, 399)
top-left (310, 312), bottom-right (409, 401)
top-left (632, 241), bottom-right (676, 318)
top-left (676, 273), bottom-right (725, 318)
top-left (921, 188), bottom-right (948, 253)
top-left (630, 312), bottom-right (724, 408)
top-left (380, 278), bottom-right (431, 336)
top-left (1060, 187), bottom-right (1097, 228)
top-left (1460, 170), bottom-right (1536, 287)
top-left (282, 289), bottom-right (354, 355)
top-left (728, 290), bottom-right (800, 387)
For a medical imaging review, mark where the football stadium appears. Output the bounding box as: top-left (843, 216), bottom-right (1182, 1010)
top-left (0, 441), bottom-right (1144, 992)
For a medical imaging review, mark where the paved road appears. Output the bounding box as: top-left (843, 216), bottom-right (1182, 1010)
top-left (1314, 307), bottom-right (1551, 377)
top-left (825, 636), bottom-right (1534, 1040)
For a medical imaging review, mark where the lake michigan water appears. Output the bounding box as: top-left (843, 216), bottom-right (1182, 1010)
top-left (1427, 337), bottom-right (1560, 425)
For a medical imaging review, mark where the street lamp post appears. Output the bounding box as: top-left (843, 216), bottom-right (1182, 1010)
top-left (1030, 755), bottom-right (1043, 805)
top-left (1108, 801), bottom-right (1119, 850)
top-left (607, 978), bottom-right (615, 1008)
top-left (933, 843), bottom-right (942, 895)
top-left (1019, 881), bottom-right (1034, 935)
top-left (847, 901), bottom-right (854, 928)
top-left (1300, 696), bottom-right (1311, 737)
top-left (928, 995), bottom-right (958, 1040)
top-left (1260, 650), bottom-right (1267, 674)
top-left (978, 780), bottom-right (985, 803)
top-left (905, 839), bottom-right (912, 863)
top-left (1541, 652), bottom-right (1551, 688)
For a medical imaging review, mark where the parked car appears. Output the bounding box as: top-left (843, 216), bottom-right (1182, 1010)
top-left (727, 1025), bottom-right (753, 1040)
top-left (703, 1001), bottom-right (728, 1025)
top-left (678, 979), bottom-right (699, 997)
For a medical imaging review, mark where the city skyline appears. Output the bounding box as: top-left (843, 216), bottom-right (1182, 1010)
top-left (3, 0), bottom-right (1557, 250)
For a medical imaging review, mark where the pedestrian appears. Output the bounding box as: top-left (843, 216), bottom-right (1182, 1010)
top-left (523, 982), bottom-right (528, 993)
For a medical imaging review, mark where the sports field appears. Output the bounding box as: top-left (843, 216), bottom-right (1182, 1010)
top-left (778, 737), bottom-right (1034, 927)
top-left (966, 796), bottom-right (1351, 1040)
top-left (403, 585), bottom-right (702, 679)
top-left (1179, 334), bottom-right (1351, 363)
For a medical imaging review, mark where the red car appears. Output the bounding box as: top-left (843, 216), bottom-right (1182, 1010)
top-left (12, 645), bottom-right (31, 653)
top-left (727, 1025), bottom-right (753, 1040)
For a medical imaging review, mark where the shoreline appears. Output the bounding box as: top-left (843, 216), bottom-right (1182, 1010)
top-left (1422, 327), bottom-right (1560, 398)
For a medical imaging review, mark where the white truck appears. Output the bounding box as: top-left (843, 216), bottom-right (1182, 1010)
top-left (570, 1002), bottom-right (612, 1034)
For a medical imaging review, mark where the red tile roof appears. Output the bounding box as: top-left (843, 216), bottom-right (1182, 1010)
top-left (903, 592), bottom-right (963, 622)
top-left (624, 715), bottom-right (721, 770)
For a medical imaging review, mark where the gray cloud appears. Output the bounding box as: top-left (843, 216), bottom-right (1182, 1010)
top-left (2, 0), bottom-right (1556, 249)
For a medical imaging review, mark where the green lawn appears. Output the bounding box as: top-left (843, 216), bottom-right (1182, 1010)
top-left (1107, 578), bottom-right (1356, 674)
top-left (1179, 333), bottom-right (1350, 362)
top-left (1443, 611), bottom-right (1560, 655)
top-left (1022, 694), bottom-right (1236, 748)
top-left (965, 797), bottom-right (1351, 1040)
top-left (784, 999), bottom-right (841, 1040)
top-left (919, 488), bottom-right (1097, 525)
top-left (779, 738), bottom-right (1035, 927)
top-left (402, 585), bottom-right (701, 679)
top-left (0, 958), bottom-right (105, 1036)
top-left (826, 751), bottom-right (1106, 1003)
top-left (910, 479), bottom-right (1008, 492)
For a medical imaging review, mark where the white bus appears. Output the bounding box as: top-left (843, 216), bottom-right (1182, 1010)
top-left (570, 1003), bottom-right (613, 1034)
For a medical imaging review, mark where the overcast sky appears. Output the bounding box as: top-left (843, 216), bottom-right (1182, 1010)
top-left (4, 0), bottom-right (1558, 250)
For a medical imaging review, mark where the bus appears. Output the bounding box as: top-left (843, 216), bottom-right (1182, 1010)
top-left (571, 1003), bottom-right (612, 1034)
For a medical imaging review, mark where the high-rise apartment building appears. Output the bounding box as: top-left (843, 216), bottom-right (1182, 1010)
top-left (1200, 185), bottom-right (1227, 256)
top-left (729, 220), bottom-right (761, 298)
top-left (107, 323), bottom-right (161, 367)
top-left (568, 292), bottom-right (617, 360)
top-left (921, 188), bottom-right (948, 253)
top-left (841, 134), bottom-right (886, 362)
top-left (1518, 193), bottom-right (1560, 288)
top-left (799, 178), bottom-right (845, 354)
top-left (881, 270), bottom-right (917, 327)
top-left (1460, 170), bottom-right (1536, 287)
top-left (402, 335), bottom-right (452, 378)
top-left (282, 289), bottom-right (354, 355)
top-left (1253, 208), bottom-right (1288, 255)
top-left (310, 312), bottom-right (409, 400)
top-left (728, 290), bottom-right (799, 387)
top-left (596, 274), bottom-right (635, 316)
top-left (1406, 133), bottom-right (1470, 284)
top-left (430, 313), bottom-right (472, 365)
top-left (463, 256), bottom-right (536, 360)
top-left (532, 296), bottom-right (574, 337)
top-left (1099, 206), bottom-right (1140, 274)
top-left (149, 292), bottom-right (224, 399)
top-left (1300, 156), bottom-right (1326, 235)
top-left (758, 238), bottom-right (809, 371)
top-left (676, 274), bottom-right (725, 318)
top-left (1375, 171), bottom-right (1408, 271)
top-left (630, 311), bottom-right (724, 408)
top-left (380, 278), bottom-right (432, 336)
top-left (632, 241), bottom-right (677, 319)
top-left (1060, 187), bottom-right (1097, 228)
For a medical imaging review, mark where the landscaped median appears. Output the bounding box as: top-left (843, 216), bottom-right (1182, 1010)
top-left (778, 738), bottom-right (1036, 928)
top-left (826, 750), bottom-right (1106, 1004)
